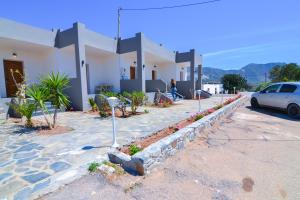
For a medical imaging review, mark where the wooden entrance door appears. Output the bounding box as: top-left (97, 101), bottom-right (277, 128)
top-left (3, 60), bottom-right (24, 97)
top-left (130, 66), bottom-right (136, 80)
top-left (152, 70), bottom-right (157, 80)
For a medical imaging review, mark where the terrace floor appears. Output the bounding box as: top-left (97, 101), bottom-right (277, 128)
top-left (0, 96), bottom-right (232, 200)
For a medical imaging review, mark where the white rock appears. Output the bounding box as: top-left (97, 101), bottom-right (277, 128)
top-left (98, 164), bottom-right (115, 175)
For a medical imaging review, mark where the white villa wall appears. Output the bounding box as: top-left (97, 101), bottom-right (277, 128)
top-left (0, 43), bottom-right (76, 98)
top-left (86, 53), bottom-right (134, 93)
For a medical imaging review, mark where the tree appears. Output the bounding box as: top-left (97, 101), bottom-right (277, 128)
top-left (221, 74), bottom-right (248, 93)
top-left (269, 63), bottom-right (300, 82)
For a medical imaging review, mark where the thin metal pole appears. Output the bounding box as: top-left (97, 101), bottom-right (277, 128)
top-left (117, 7), bottom-right (121, 40)
top-left (111, 106), bottom-right (119, 148)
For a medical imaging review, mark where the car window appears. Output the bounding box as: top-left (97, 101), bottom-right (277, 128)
top-left (279, 84), bottom-right (297, 93)
top-left (262, 84), bottom-right (281, 93)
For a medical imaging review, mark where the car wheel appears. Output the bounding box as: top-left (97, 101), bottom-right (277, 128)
top-left (287, 103), bottom-right (300, 118)
top-left (251, 98), bottom-right (259, 108)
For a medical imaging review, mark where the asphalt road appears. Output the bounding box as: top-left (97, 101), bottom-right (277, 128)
top-left (41, 102), bottom-right (300, 200)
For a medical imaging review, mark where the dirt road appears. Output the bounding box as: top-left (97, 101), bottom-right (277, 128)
top-left (41, 103), bottom-right (300, 200)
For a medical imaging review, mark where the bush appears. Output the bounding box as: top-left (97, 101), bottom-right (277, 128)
top-left (123, 91), bottom-right (145, 114)
top-left (144, 109), bottom-right (149, 113)
top-left (129, 144), bottom-right (142, 155)
top-left (194, 114), bottom-right (204, 121)
top-left (13, 101), bottom-right (37, 128)
top-left (88, 162), bottom-right (100, 172)
top-left (88, 98), bottom-right (98, 112)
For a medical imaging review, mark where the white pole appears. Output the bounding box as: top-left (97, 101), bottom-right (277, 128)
top-left (111, 106), bottom-right (119, 148)
top-left (198, 90), bottom-right (201, 112)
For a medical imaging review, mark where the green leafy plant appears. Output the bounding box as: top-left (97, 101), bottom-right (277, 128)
top-left (26, 85), bottom-right (52, 128)
top-left (88, 162), bottom-right (100, 172)
top-left (13, 101), bottom-right (37, 128)
top-left (99, 110), bottom-right (109, 118)
top-left (214, 104), bottom-right (223, 110)
top-left (123, 91), bottom-right (145, 114)
top-left (41, 72), bottom-right (70, 128)
top-left (88, 98), bottom-right (98, 112)
top-left (194, 114), bottom-right (204, 121)
top-left (117, 95), bottom-right (127, 117)
top-left (129, 144), bottom-right (142, 155)
top-left (144, 109), bottom-right (149, 113)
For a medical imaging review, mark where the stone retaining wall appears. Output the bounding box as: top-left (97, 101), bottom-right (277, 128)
top-left (108, 95), bottom-right (248, 175)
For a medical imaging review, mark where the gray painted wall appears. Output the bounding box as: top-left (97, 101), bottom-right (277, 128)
top-left (146, 80), bottom-right (167, 92)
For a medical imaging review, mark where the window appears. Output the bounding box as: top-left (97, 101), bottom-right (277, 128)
top-left (279, 84), bottom-right (297, 93)
top-left (262, 84), bottom-right (280, 93)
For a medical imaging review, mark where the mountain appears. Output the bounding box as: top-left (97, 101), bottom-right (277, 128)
top-left (202, 62), bottom-right (285, 85)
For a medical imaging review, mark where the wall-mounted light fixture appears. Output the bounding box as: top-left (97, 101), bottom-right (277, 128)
top-left (143, 64), bottom-right (145, 69)
top-left (181, 67), bottom-right (184, 70)
top-left (133, 61), bottom-right (137, 65)
top-left (81, 60), bottom-right (85, 67)
top-left (154, 65), bottom-right (157, 68)
top-left (12, 52), bottom-right (17, 58)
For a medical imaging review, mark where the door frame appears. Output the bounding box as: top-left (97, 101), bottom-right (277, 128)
top-left (3, 59), bottom-right (25, 97)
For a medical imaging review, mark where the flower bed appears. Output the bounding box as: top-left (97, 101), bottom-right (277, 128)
top-left (120, 94), bottom-right (242, 155)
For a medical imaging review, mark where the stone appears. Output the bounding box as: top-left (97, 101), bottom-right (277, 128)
top-left (15, 143), bottom-right (43, 153)
top-left (15, 167), bottom-right (30, 173)
top-left (32, 179), bottom-right (50, 193)
top-left (14, 151), bottom-right (37, 159)
top-left (0, 160), bottom-right (14, 168)
top-left (13, 187), bottom-right (31, 200)
top-left (16, 156), bottom-right (38, 164)
top-left (0, 172), bottom-right (12, 182)
top-left (97, 164), bottom-right (115, 175)
top-left (22, 172), bottom-right (50, 184)
top-left (50, 161), bottom-right (71, 173)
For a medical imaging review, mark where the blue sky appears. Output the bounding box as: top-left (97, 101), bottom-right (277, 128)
top-left (1, 0), bottom-right (299, 69)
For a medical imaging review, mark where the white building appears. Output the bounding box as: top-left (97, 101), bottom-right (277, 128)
top-left (203, 83), bottom-right (223, 94)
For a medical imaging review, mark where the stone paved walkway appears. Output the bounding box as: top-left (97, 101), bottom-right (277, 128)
top-left (0, 96), bottom-right (230, 200)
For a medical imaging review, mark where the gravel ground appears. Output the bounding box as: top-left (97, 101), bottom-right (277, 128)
top-left (41, 102), bottom-right (300, 200)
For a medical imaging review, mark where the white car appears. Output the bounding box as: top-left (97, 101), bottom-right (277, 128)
top-left (251, 82), bottom-right (300, 118)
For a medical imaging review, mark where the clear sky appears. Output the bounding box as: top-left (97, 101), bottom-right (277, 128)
top-left (1, 0), bottom-right (299, 69)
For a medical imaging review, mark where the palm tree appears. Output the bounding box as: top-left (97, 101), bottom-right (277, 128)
top-left (41, 72), bottom-right (70, 128)
top-left (26, 85), bottom-right (52, 128)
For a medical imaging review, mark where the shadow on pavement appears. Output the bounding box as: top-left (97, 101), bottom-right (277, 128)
top-left (246, 106), bottom-right (300, 121)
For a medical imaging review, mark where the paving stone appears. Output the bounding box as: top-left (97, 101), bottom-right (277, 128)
top-left (25, 170), bottom-right (39, 175)
top-left (0, 180), bottom-right (27, 199)
top-left (15, 167), bottom-right (30, 173)
top-left (13, 187), bottom-right (32, 200)
top-left (14, 151), bottom-right (37, 159)
top-left (22, 172), bottom-right (50, 184)
top-left (0, 160), bottom-right (14, 168)
top-left (50, 161), bottom-right (71, 172)
top-left (15, 143), bottom-right (43, 153)
top-left (0, 172), bottom-right (12, 181)
top-left (16, 156), bottom-right (38, 164)
top-left (35, 157), bottom-right (50, 162)
top-left (32, 179), bottom-right (50, 193)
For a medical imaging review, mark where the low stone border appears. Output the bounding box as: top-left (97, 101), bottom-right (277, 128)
top-left (108, 95), bottom-right (248, 175)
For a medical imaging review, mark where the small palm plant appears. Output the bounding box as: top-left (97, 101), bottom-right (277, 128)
top-left (41, 72), bottom-right (70, 128)
top-left (26, 85), bottom-right (52, 128)
top-left (15, 101), bottom-right (37, 128)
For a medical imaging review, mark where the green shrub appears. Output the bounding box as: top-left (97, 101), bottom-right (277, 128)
top-left (88, 98), bottom-right (98, 112)
top-left (13, 101), bottom-right (37, 128)
top-left (88, 162), bottom-right (100, 172)
top-left (123, 91), bottom-right (145, 114)
top-left (99, 110), bottom-right (109, 118)
top-left (129, 144), bottom-right (142, 155)
top-left (144, 109), bottom-right (149, 113)
top-left (194, 114), bottom-right (204, 121)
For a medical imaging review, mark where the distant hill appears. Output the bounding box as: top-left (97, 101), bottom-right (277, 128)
top-left (202, 63), bottom-right (285, 85)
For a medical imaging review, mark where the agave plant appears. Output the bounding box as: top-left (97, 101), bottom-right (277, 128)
top-left (41, 72), bottom-right (70, 128)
